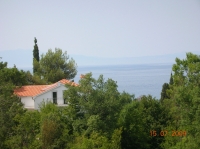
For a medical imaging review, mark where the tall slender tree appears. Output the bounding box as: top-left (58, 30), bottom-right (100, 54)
top-left (33, 37), bottom-right (40, 73)
top-left (160, 73), bottom-right (174, 101)
top-left (169, 72), bottom-right (173, 85)
top-left (160, 83), bottom-right (169, 102)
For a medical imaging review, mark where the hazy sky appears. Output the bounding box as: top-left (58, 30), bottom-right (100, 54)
top-left (1, 0), bottom-right (200, 59)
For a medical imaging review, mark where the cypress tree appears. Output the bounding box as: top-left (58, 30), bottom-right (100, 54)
top-left (169, 72), bottom-right (173, 85)
top-left (33, 37), bottom-right (40, 73)
top-left (160, 83), bottom-right (169, 102)
top-left (160, 73), bottom-right (173, 102)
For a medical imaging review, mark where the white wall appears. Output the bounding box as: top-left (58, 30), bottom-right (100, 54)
top-left (34, 84), bottom-right (67, 110)
top-left (21, 96), bottom-right (34, 109)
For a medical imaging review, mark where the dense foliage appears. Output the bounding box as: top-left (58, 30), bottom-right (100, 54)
top-left (161, 52), bottom-right (200, 148)
top-left (35, 48), bottom-right (77, 83)
top-left (33, 39), bottom-right (77, 83)
top-left (0, 52), bottom-right (200, 148)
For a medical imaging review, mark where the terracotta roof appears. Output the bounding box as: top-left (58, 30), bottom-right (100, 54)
top-left (59, 79), bottom-right (78, 86)
top-left (14, 79), bottom-right (78, 97)
top-left (41, 83), bottom-right (57, 91)
top-left (59, 79), bottom-right (71, 84)
top-left (14, 85), bottom-right (49, 97)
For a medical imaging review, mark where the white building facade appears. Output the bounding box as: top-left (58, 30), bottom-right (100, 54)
top-left (33, 84), bottom-right (67, 109)
top-left (14, 79), bottom-right (78, 110)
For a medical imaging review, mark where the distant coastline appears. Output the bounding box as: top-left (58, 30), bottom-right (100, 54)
top-left (18, 63), bottom-right (173, 73)
top-left (1, 49), bottom-right (199, 68)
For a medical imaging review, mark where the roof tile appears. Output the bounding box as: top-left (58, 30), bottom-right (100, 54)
top-left (14, 79), bottom-right (78, 97)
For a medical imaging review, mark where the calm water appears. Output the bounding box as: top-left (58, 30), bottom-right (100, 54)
top-left (74, 64), bottom-right (173, 99)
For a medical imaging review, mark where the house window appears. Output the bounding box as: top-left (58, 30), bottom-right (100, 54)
top-left (63, 90), bottom-right (67, 104)
top-left (53, 92), bottom-right (57, 104)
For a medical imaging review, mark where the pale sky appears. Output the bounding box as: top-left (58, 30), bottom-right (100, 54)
top-left (0, 0), bottom-right (200, 62)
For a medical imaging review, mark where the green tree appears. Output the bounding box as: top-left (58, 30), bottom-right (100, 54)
top-left (33, 58), bottom-right (41, 75)
top-left (0, 84), bottom-right (25, 149)
top-left (64, 73), bottom-right (131, 138)
top-left (40, 116), bottom-right (60, 149)
top-left (5, 111), bottom-right (40, 149)
top-left (160, 73), bottom-right (174, 102)
top-left (169, 72), bottom-right (173, 85)
top-left (33, 37), bottom-right (39, 62)
top-left (0, 62), bottom-right (27, 148)
top-left (39, 48), bottom-right (77, 83)
top-left (118, 95), bottom-right (170, 149)
top-left (0, 58), bottom-right (7, 69)
top-left (0, 59), bottom-right (45, 85)
top-left (70, 128), bottom-right (122, 149)
top-left (160, 83), bottom-right (169, 102)
top-left (38, 102), bottom-right (72, 149)
top-left (118, 100), bottom-right (149, 149)
top-left (33, 37), bottom-right (40, 74)
top-left (162, 52), bottom-right (200, 148)
top-left (0, 67), bottom-right (27, 86)
top-left (140, 95), bottom-right (170, 149)
top-left (24, 70), bottom-right (46, 85)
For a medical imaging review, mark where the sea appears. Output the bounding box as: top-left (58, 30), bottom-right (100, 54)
top-left (73, 63), bottom-right (173, 99)
top-left (22, 63), bottom-right (173, 99)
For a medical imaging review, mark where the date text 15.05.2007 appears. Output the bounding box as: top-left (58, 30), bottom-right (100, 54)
top-left (150, 130), bottom-right (187, 137)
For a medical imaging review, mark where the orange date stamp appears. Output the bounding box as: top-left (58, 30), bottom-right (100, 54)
top-left (150, 130), bottom-right (187, 137)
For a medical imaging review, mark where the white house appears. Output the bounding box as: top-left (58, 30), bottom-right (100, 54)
top-left (14, 79), bottom-right (78, 110)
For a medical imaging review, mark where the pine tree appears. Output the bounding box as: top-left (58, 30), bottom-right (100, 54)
top-left (39, 48), bottom-right (77, 83)
top-left (33, 37), bottom-right (40, 73)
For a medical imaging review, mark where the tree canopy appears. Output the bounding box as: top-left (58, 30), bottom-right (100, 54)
top-left (1, 52), bottom-right (200, 148)
top-left (161, 52), bottom-right (200, 148)
top-left (37, 48), bottom-right (77, 83)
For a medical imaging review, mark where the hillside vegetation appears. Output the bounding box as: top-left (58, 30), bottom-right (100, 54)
top-left (0, 52), bottom-right (200, 149)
